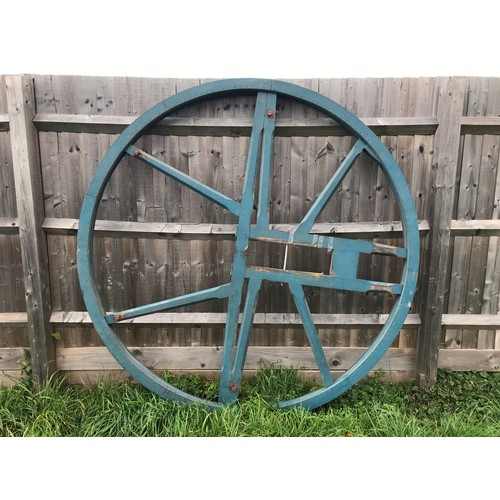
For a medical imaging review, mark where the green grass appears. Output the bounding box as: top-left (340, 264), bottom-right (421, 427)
top-left (1, 369), bottom-right (499, 437)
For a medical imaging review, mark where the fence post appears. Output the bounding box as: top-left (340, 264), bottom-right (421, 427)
top-left (5, 75), bottom-right (55, 387)
top-left (416, 77), bottom-right (466, 387)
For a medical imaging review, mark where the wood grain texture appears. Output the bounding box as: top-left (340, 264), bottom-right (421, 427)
top-left (5, 76), bottom-right (55, 385)
top-left (33, 113), bottom-right (440, 136)
top-left (0, 115), bottom-right (8, 132)
top-left (0, 347), bottom-right (24, 369)
top-left (49, 311), bottom-right (422, 328)
top-left (416, 78), bottom-right (466, 387)
top-left (54, 345), bottom-right (417, 372)
top-left (479, 78), bottom-right (500, 349)
top-left (445, 78), bottom-right (489, 350)
top-left (0, 372), bottom-right (22, 387)
top-left (5, 345), bottom-right (500, 383)
top-left (5, 311), bottom-right (500, 330)
top-left (50, 345), bottom-right (500, 373)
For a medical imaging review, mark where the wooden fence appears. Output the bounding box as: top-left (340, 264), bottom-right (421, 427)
top-left (1, 74), bottom-right (499, 388)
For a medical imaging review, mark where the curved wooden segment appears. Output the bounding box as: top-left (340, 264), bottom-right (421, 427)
top-left (277, 296), bottom-right (413, 410)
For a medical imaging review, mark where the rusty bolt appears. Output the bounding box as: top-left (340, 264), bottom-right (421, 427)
top-left (114, 314), bottom-right (124, 322)
top-left (230, 384), bottom-right (238, 392)
top-left (133, 149), bottom-right (140, 155)
top-left (266, 110), bottom-right (276, 117)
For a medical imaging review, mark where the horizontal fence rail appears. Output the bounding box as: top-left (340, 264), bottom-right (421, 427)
top-left (3, 113), bottom-right (499, 136)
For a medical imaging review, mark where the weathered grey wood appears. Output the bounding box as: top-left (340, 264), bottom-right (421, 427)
top-left (0, 217), bottom-right (19, 234)
top-left (3, 343), bottom-right (499, 383)
top-left (450, 219), bottom-right (500, 236)
top-left (478, 78), bottom-right (500, 349)
top-left (438, 349), bottom-right (500, 371)
top-left (440, 314), bottom-right (500, 329)
top-left (480, 234), bottom-right (500, 348)
top-left (5, 310), bottom-right (499, 330)
top-left (0, 347), bottom-right (25, 370)
top-left (461, 116), bottom-right (500, 134)
top-left (411, 135), bottom-right (434, 220)
top-left (0, 372), bottom-right (22, 387)
top-left (41, 217), bottom-right (500, 238)
top-left (53, 346), bottom-right (500, 375)
top-left (0, 235), bottom-right (25, 323)
top-left (0, 132), bottom-right (16, 218)
top-left (0, 113), bottom-right (8, 132)
top-left (446, 78), bottom-right (490, 350)
top-left (41, 217), bottom-right (431, 238)
top-left (0, 76), bottom-right (7, 113)
top-left (0, 312), bottom-right (28, 327)
top-left (462, 135), bottom-right (499, 348)
top-left (33, 113), bottom-right (439, 137)
top-left (403, 134), bottom-right (434, 349)
top-left (393, 134), bottom-right (417, 348)
top-left (55, 345), bottom-right (417, 372)
top-left (416, 78), bottom-right (466, 387)
top-left (446, 134), bottom-right (483, 349)
top-left (5, 75), bottom-right (55, 387)
top-left (49, 311), bottom-right (422, 328)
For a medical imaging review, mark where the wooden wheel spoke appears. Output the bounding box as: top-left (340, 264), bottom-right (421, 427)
top-left (289, 282), bottom-right (334, 386)
top-left (245, 266), bottom-right (403, 294)
top-left (251, 226), bottom-right (406, 257)
top-left (250, 227), bottom-right (406, 292)
top-left (255, 94), bottom-right (278, 228)
top-left (218, 278), bottom-right (262, 404)
top-left (126, 146), bottom-right (241, 216)
top-left (217, 91), bottom-right (277, 403)
top-left (295, 138), bottom-right (365, 236)
top-left (105, 283), bottom-right (232, 324)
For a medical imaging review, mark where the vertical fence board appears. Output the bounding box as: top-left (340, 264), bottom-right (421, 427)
top-left (5, 75), bottom-right (55, 385)
top-left (446, 77), bottom-right (489, 349)
top-left (447, 134), bottom-right (483, 348)
top-left (0, 75), bottom-right (26, 350)
top-left (480, 78), bottom-right (500, 349)
top-left (462, 134), bottom-right (499, 348)
top-left (416, 77), bottom-right (466, 387)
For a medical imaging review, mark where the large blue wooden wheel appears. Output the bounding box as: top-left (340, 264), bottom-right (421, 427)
top-left (77, 79), bottom-right (419, 410)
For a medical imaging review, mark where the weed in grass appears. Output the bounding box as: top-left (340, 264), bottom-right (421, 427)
top-left (161, 371), bottom-right (219, 401)
top-left (404, 370), bottom-right (500, 421)
top-left (239, 365), bottom-right (317, 403)
top-left (18, 348), bottom-right (33, 385)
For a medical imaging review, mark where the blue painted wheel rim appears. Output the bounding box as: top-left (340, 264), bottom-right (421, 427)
top-left (77, 79), bottom-right (419, 410)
